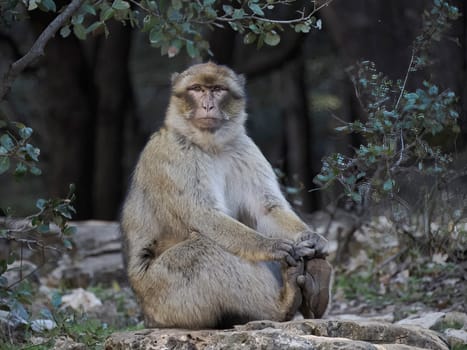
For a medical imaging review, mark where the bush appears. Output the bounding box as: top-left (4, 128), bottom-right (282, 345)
top-left (0, 121), bottom-right (76, 343)
top-left (314, 0), bottom-right (465, 259)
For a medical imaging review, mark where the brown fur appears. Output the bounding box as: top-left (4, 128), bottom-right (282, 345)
top-left (121, 62), bottom-right (332, 329)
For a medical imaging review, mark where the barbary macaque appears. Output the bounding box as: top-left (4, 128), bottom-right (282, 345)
top-left (121, 62), bottom-right (332, 329)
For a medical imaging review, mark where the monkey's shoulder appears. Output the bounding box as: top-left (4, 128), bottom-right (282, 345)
top-left (140, 129), bottom-right (183, 160)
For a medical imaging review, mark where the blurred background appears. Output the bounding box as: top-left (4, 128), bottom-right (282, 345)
top-left (0, 0), bottom-right (466, 220)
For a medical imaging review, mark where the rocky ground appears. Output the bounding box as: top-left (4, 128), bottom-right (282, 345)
top-left (1, 217), bottom-right (466, 349)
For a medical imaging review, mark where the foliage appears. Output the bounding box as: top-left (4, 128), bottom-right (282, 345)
top-left (314, 0), bottom-right (463, 256)
top-left (0, 120), bottom-right (41, 177)
top-left (0, 121), bottom-right (76, 343)
top-left (335, 258), bottom-right (463, 310)
top-left (0, 289), bottom-right (116, 349)
top-left (0, 0), bottom-right (330, 58)
top-left (41, 310), bottom-right (114, 349)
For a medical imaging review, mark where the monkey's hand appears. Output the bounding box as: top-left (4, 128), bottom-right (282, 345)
top-left (267, 238), bottom-right (297, 266)
top-left (294, 231), bottom-right (328, 259)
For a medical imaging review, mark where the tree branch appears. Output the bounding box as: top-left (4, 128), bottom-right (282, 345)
top-left (0, 0), bottom-right (86, 101)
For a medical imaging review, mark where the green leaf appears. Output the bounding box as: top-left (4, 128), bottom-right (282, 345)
top-left (248, 3), bottom-right (264, 16)
top-left (428, 84), bottom-right (439, 96)
top-left (24, 144), bottom-right (40, 161)
top-left (60, 25), bottom-right (71, 38)
top-left (295, 23), bottom-right (310, 33)
top-left (243, 32), bottom-right (256, 45)
top-left (167, 7), bottom-right (182, 21)
top-left (86, 21), bottom-right (104, 34)
top-left (0, 134), bottom-right (14, 151)
top-left (64, 226), bottom-right (77, 236)
top-left (350, 192), bottom-right (362, 203)
top-left (27, 0), bottom-right (40, 11)
top-left (14, 162), bottom-right (27, 177)
top-left (232, 8), bottom-right (245, 19)
top-left (383, 178), bottom-right (394, 192)
top-left (185, 40), bottom-right (198, 58)
top-left (55, 204), bottom-right (73, 219)
top-left (264, 30), bottom-right (280, 46)
top-left (37, 224), bottom-right (50, 233)
top-left (30, 166), bottom-right (42, 176)
top-left (204, 6), bottom-right (217, 18)
top-left (81, 3), bottom-right (97, 15)
top-left (71, 14), bottom-right (84, 25)
top-left (203, 0), bottom-right (215, 5)
top-left (222, 4), bottom-right (233, 15)
top-left (40, 0), bottom-right (56, 12)
top-left (18, 127), bottom-right (33, 139)
top-left (315, 18), bottom-right (322, 30)
top-left (248, 23), bottom-right (260, 34)
top-left (36, 198), bottom-right (47, 210)
top-left (51, 292), bottom-right (62, 309)
top-left (101, 7), bottom-right (114, 21)
top-left (0, 156), bottom-right (10, 174)
top-left (149, 28), bottom-right (164, 44)
top-left (112, 0), bottom-right (130, 10)
top-left (63, 239), bottom-right (73, 250)
top-left (73, 23), bottom-right (87, 40)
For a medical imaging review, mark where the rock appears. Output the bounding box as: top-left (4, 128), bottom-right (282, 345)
top-left (333, 313), bottom-right (395, 323)
top-left (30, 319), bottom-right (57, 332)
top-left (432, 311), bottom-right (467, 331)
top-left (3, 260), bottom-right (38, 285)
top-left (442, 328), bottom-right (467, 348)
top-left (61, 288), bottom-right (102, 312)
top-left (396, 312), bottom-right (446, 329)
top-left (53, 336), bottom-right (86, 350)
top-left (104, 319), bottom-right (450, 350)
top-left (47, 221), bottom-right (125, 287)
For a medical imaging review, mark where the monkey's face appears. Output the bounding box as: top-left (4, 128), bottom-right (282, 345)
top-left (184, 83), bottom-right (229, 131)
top-left (170, 63), bottom-right (246, 133)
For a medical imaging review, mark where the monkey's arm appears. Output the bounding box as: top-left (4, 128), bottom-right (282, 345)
top-left (190, 207), bottom-right (296, 264)
top-left (239, 139), bottom-right (328, 258)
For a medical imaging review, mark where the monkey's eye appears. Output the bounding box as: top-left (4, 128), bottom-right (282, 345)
top-left (189, 85), bottom-right (203, 92)
top-left (211, 86), bottom-right (226, 92)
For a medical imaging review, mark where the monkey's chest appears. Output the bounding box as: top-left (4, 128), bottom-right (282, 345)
top-left (205, 157), bottom-right (253, 223)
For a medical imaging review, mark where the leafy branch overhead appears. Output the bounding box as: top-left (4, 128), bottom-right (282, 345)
top-left (6, 0), bottom-right (331, 58)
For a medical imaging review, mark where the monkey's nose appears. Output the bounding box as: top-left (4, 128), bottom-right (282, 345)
top-left (202, 103), bottom-right (215, 111)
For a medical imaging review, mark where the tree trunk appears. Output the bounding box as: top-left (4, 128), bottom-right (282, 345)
top-left (35, 33), bottom-right (95, 219)
top-left (92, 22), bottom-right (132, 219)
top-left (279, 56), bottom-right (315, 211)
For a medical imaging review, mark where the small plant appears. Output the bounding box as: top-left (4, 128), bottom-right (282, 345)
top-left (314, 0), bottom-right (464, 258)
top-left (0, 121), bottom-right (77, 345)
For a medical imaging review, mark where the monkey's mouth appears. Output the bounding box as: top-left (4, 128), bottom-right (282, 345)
top-left (193, 117), bottom-right (222, 130)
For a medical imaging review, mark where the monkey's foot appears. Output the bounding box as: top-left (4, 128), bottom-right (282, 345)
top-left (299, 258), bottom-right (332, 319)
top-left (282, 260), bottom-right (305, 320)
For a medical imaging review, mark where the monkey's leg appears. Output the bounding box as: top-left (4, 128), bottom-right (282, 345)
top-left (134, 236), bottom-right (303, 329)
top-left (299, 258), bottom-right (333, 319)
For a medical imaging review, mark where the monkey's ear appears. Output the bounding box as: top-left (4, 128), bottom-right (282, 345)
top-left (171, 73), bottom-right (180, 85)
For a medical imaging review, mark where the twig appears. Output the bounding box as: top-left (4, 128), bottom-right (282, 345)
top-left (394, 47), bottom-right (415, 111)
top-left (375, 247), bottom-right (408, 272)
top-left (194, 0), bottom-right (333, 25)
top-left (0, 0), bottom-right (86, 101)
